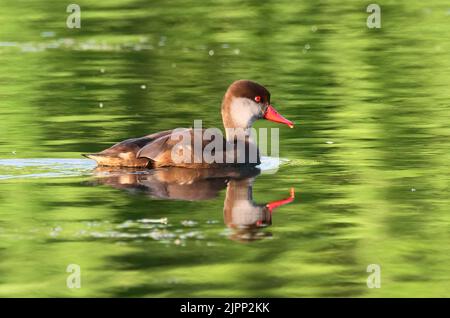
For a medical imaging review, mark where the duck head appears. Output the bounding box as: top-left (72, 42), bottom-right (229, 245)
top-left (221, 80), bottom-right (294, 131)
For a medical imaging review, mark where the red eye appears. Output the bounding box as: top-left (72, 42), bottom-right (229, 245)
top-left (254, 96), bottom-right (261, 102)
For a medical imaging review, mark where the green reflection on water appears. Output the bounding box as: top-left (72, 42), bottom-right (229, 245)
top-left (0, 0), bottom-right (449, 297)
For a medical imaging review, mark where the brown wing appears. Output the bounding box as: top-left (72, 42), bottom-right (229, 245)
top-left (83, 130), bottom-right (173, 167)
top-left (137, 128), bottom-right (189, 164)
top-left (137, 128), bottom-right (233, 168)
top-left (137, 128), bottom-right (261, 168)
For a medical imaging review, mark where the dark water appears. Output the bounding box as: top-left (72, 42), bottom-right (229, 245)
top-left (0, 0), bottom-right (449, 297)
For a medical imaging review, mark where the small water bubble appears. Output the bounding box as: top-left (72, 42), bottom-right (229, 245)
top-left (41, 31), bottom-right (55, 38)
top-left (181, 220), bottom-right (197, 227)
top-left (50, 226), bottom-right (62, 237)
top-left (60, 38), bottom-right (75, 47)
top-left (117, 220), bottom-right (133, 228)
top-left (139, 218), bottom-right (168, 224)
top-left (208, 50), bottom-right (215, 56)
top-left (99, 102), bottom-right (103, 108)
top-left (100, 68), bottom-right (105, 73)
top-left (158, 35), bottom-right (167, 46)
top-left (11, 150), bottom-right (16, 155)
top-left (171, 63), bottom-right (177, 68)
top-left (311, 25), bottom-right (318, 32)
top-left (86, 221), bottom-right (101, 227)
top-left (326, 141), bottom-right (334, 144)
top-left (180, 231), bottom-right (200, 239)
top-left (234, 48), bottom-right (240, 55)
top-left (0, 41), bottom-right (18, 47)
top-left (140, 84), bottom-right (147, 90)
top-left (221, 43), bottom-right (229, 49)
top-left (411, 188), bottom-right (416, 192)
top-left (46, 42), bottom-right (59, 49)
top-left (305, 44), bottom-right (311, 50)
top-left (21, 45), bottom-right (40, 53)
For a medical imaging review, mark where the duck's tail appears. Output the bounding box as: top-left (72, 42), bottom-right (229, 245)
top-left (82, 153), bottom-right (98, 159)
top-left (82, 153), bottom-right (107, 163)
top-left (81, 153), bottom-right (149, 168)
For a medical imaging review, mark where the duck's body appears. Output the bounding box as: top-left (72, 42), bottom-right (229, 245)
top-left (83, 128), bottom-right (260, 168)
top-left (84, 80), bottom-right (293, 168)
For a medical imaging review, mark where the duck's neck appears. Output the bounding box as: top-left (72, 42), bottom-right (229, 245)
top-left (222, 120), bottom-right (260, 165)
top-left (223, 127), bottom-right (254, 144)
top-left (221, 98), bottom-right (258, 143)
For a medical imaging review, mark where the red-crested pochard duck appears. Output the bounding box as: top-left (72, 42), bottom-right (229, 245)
top-left (83, 80), bottom-right (293, 168)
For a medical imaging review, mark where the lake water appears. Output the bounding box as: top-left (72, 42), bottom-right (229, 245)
top-left (0, 0), bottom-right (449, 297)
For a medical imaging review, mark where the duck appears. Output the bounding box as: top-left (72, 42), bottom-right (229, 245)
top-left (83, 80), bottom-right (293, 168)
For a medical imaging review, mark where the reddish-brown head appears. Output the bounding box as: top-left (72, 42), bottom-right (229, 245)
top-left (221, 80), bottom-right (294, 129)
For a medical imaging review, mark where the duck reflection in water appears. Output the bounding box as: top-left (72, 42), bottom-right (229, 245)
top-left (92, 167), bottom-right (295, 242)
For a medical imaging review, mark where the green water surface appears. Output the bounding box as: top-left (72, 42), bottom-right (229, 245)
top-left (0, 0), bottom-right (449, 297)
